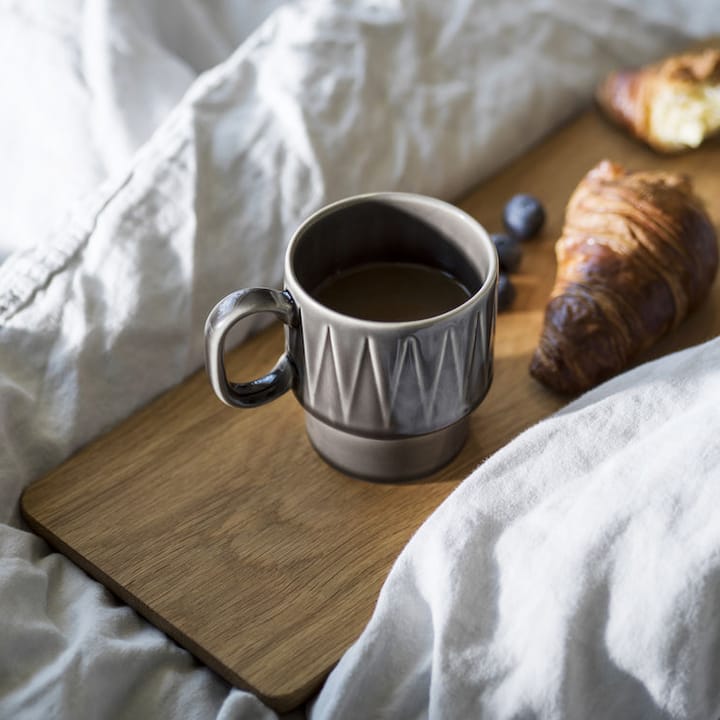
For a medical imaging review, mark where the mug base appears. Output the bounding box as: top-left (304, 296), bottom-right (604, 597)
top-left (304, 413), bottom-right (469, 482)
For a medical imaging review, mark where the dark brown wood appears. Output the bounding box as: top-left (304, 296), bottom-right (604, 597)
top-left (21, 108), bottom-right (720, 712)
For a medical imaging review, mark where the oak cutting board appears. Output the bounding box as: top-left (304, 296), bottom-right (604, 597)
top-left (21, 108), bottom-right (720, 713)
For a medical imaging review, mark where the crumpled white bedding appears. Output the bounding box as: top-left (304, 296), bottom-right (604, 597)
top-left (0, 0), bottom-right (287, 261)
top-left (1, 1), bottom-right (719, 718)
top-left (314, 336), bottom-right (720, 719)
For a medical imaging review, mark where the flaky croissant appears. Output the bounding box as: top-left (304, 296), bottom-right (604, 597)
top-left (597, 46), bottom-right (720, 152)
top-left (530, 160), bottom-right (718, 394)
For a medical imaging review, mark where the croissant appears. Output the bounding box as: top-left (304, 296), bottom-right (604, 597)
top-left (530, 160), bottom-right (718, 394)
top-left (596, 46), bottom-right (720, 152)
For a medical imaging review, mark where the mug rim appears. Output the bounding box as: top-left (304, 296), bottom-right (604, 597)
top-left (284, 191), bottom-right (498, 331)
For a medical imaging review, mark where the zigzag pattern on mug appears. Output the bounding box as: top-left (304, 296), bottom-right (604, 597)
top-left (305, 327), bottom-right (391, 428)
top-left (304, 310), bottom-right (489, 431)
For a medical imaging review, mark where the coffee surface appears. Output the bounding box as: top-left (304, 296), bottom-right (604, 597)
top-left (313, 262), bottom-right (472, 322)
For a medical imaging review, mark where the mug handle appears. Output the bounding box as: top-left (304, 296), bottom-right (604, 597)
top-left (204, 288), bottom-right (297, 408)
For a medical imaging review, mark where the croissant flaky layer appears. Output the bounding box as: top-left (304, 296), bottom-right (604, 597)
top-left (530, 160), bottom-right (718, 394)
top-left (597, 46), bottom-right (720, 152)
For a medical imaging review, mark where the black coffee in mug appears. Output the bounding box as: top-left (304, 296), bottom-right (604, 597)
top-left (313, 262), bottom-right (471, 322)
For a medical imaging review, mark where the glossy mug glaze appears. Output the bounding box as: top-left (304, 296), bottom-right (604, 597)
top-left (205, 192), bottom-right (498, 480)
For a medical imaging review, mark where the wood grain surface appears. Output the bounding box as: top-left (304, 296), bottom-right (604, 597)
top-left (21, 108), bottom-right (720, 713)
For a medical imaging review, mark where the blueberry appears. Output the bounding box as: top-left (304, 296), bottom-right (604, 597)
top-left (490, 232), bottom-right (522, 273)
top-left (503, 193), bottom-right (545, 240)
top-left (497, 273), bottom-right (516, 312)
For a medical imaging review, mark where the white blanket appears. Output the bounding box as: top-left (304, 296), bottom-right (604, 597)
top-left (314, 337), bottom-right (720, 719)
top-left (1, 1), bottom-right (719, 718)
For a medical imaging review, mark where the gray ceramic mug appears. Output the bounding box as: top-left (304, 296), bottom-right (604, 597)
top-left (205, 192), bottom-right (498, 480)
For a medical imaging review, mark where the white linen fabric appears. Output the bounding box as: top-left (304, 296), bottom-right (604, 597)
top-left (0, 0), bottom-right (286, 260)
top-left (1, 1), bottom-right (719, 718)
top-left (312, 336), bottom-right (720, 720)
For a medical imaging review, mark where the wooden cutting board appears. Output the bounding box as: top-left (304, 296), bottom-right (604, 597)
top-left (21, 108), bottom-right (720, 713)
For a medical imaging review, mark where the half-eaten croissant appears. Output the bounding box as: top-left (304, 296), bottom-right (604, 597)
top-left (530, 160), bottom-right (718, 394)
top-left (597, 46), bottom-right (720, 152)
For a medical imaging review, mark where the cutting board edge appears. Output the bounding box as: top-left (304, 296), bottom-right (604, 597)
top-left (19, 491), bottom-right (323, 713)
